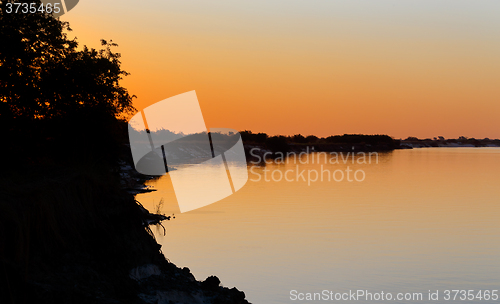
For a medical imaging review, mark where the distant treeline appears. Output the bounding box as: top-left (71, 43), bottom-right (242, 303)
top-left (240, 131), bottom-right (398, 153)
top-left (402, 136), bottom-right (500, 147)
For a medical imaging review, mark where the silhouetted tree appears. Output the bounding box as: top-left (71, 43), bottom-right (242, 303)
top-left (404, 137), bottom-right (420, 141)
top-left (266, 135), bottom-right (289, 153)
top-left (292, 134), bottom-right (307, 143)
top-left (0, 1), bottom-right (135, 167)
top-left (0, 0), bottom-right (135, 121)
top-left (240, 130), bottom-right (268, 144)
top-left (305, 135), bottom-right (319, 143)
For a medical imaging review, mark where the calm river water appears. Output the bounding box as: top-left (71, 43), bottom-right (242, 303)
top-left (137, 148), bottom-right (500, 304)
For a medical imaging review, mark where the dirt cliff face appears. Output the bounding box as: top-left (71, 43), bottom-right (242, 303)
top-left (0, 163), bottom-right (249, 304)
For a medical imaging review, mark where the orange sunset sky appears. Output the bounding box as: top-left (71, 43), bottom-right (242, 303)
top-left (62, 0), bottom-right (500, 139)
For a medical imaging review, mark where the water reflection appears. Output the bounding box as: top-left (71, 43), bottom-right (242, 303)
top-left (137, 148), bottom-right (500, 304)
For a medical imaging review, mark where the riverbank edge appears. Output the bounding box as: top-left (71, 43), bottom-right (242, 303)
top-left (0, 158), bottom-right (250, 304)
top-left (105, 162), bottom-right (252, 304)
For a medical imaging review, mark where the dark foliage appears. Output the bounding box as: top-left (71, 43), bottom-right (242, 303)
top-left (0, 0), bottom-right (135, 169)
top-left (291, 134), bottom-right (307, 143)
top-left (0, 6), bottom-right (251, 304)
top-left (324, 134), bottom-right (394, 145)
top-left (305, 135), bottom-right (319, 143)
top-left (239, 130), bottom-right (268, 144)
top-left (265, 135), bottom-right (289, 153)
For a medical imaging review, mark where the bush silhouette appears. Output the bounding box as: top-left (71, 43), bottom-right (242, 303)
top-left (0, 1), bottom-right (135, 168)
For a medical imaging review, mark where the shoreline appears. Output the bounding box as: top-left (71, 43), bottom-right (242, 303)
top-left (0, 159), bottom-right (250, 304)
top-left (117, 161), bottom-right (252, 304)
